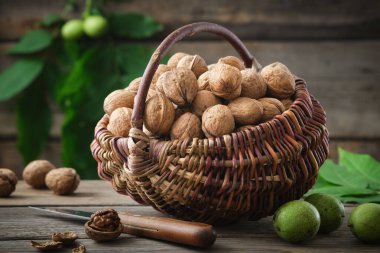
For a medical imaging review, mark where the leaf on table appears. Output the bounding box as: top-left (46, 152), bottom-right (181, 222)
top-left (340, 195), bottom-right (380, 204)
top-left (306, 185), bottom-right (376, 197)
top-left (109, 12), bottom-right (163, 39)
top-left (8, 30), bottom-right (53, 54)
top-left (16, 83), bottom-right (52, 164)
top-left (0, 59), bottom-right (44, 101)
top-left (339, 148), bottom-right (380, 189)
top-left (318, 159), bottom-right (368, 189)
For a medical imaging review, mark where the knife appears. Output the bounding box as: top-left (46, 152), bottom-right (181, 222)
top-left (29, 206), bottom-right (216, 248)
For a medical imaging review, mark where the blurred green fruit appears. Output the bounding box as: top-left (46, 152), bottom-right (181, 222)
top-left (305, 193), bottom-right (345, 233)
top-left (83, 16), bottom-right (108, 38)
top-left (273, 200), bottom-right (320, 243)
top-left (61, 19), bottom-right (84, 40)
top-left (349, 203), bottom-right (380, 243)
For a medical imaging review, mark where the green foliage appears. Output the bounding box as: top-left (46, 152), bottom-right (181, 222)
top-left (109, 13), bottom-right (163, 39)
top-left (0, 2), bottom-right (163, 178)
top-left (16, 83), bottom-right (52, 164)
top-left (9, 30), bottom-right (53, 54)
top-left (306, 148), bottom-right (380, 203)
top-left (0, 59), bottom-right (44, 101)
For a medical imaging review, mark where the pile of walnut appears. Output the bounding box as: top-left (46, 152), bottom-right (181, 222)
top-left (103, 53), bottom-right (296, 140)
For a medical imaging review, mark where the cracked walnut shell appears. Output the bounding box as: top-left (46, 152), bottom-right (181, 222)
top-left (202, 105), bottom-right (235, 137)
top-left (45, 168), bottom-right (80, 195)
top-left (209, 64), bottom-right (242, 100)
top-left (170, 112), bottom-right (202, 140)
top-left (23, 160), bottom-right (55, 189)
top-left (144, 93), bottom-right (175, 136)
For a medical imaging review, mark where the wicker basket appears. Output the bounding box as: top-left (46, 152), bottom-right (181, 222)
top-left (90, 22), bottom-right (329, 224)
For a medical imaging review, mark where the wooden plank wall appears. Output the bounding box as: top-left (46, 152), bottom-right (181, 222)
top-left (1, 0), bottom-right (380, 177)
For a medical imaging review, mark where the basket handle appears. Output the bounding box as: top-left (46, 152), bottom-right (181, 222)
top-left (132, 22), bottom-right (261, 129)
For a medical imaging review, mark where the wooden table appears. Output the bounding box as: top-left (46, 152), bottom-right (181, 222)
top-left (0, 181), bottom-right (378, 252)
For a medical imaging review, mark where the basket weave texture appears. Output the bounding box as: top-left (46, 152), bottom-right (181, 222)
top-left (90, 22), bottom-right (329, 224)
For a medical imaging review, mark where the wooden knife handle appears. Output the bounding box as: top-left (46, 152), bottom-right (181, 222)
top-left (118, 213), bottom-right (217, 248)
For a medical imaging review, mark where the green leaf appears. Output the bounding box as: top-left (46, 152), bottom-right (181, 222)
top-left (40, 14), bottom-right (63, 27)
top-left (339, 148), bottom-right (380, 189)
top-left (0, 59), bottom-right (44, 101)
top-left (340, 195), bottom-right (380, 204)
top-left (306, 185), bottom-right (376, 197)
top-left (9, 30), bottom-right (53, 54)
top-left (109, 12), bottom-right (163, 39)
top-left (318, 159), bottom-right (368, 189)
top-left (16, 83), bottom-right (52, 164)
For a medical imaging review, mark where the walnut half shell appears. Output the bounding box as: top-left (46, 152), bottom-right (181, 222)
top-left (31, 240), bottom-right (62, 251)
top-left (51, 231), bottom-right (78, 246)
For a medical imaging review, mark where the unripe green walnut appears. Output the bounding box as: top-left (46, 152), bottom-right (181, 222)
top-left (61, 19), bottom-right (84, 40)
top-left (83, 16), bottom-right (108, 38)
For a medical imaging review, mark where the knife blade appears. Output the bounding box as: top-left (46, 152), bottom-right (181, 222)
top-left (29, 206), bottom-right (217, 248)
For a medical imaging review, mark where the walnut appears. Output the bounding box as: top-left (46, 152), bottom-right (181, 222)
top-left (227, 97), bottom-right (263, 125)
top-left (258, 97), bottom-right (285, 122)
top-left (209, 64), bottom-right (242, 100)
top-left (103, 89), bottom-right (135, 115)
top-left (191, 90), bottom-right (221, 117)
top-left (208, 64), bottom-right (216, 71)
top-left (197, 71), bottom-right (211, 91)
top-left (0, 168), bottom-right (18, 197)
top-left (177, 55), bottom-right (208, 78)
top-left (260, 62), bottom-right (295, 99)
top-left (202, 105), bottom-right (235, 137)
top-left (240, 69), bottom-right (267, 99)
top-left (72, 244), bottom-right (86, 253)
top-left (31, 241), bottom-right (62, 251)
top-left (167, 52), bottom-right (188, 68)
top-left (218, 56), bottom-right (245, 71)
top-left (158, 68), bottom-right (198, 106)
top-left (174, 106), bottom-right (191, 121)
top-left (144, 93), bottom-right (175, 136)
top-left (85, 209), bottom-right (123, 242)
top-left (280, 98), bottom-right (294, 110)
top-left (125, 77), bottom-right (141, 95)
top-left (170, 112), bottom-right (201, 140)
top-left (151, 64), bottom-right (172, 89)
top-left (107, 107), bottom-right (132, 137)
top-left (23, 160), bottom-right (55, 189)
top-left (45, 168), bottom-right (80, 195)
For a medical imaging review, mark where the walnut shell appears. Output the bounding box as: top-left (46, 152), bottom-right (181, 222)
top-left (197, 71), bottom-right (211, 91)
top-left (125, 77), bottom-right (141, 95)
top-left (218, 56), bottom-right (245, 71)
top-left (52, 232), bottom-right (78, 246)
top-left (202, 105), bottom-right (235, 137)
top-left (144, 93), bottom-right (175, 136)
top-left (0, 168), bottom-right (18, 197)
top-left (208, 64), bottom-right (216, 71)
top-left (167, 52), bottom-right (188, 68)
top-left (158, 68), bottom-right (198, 106)
top-left (45, 168), bottom-right (80, 195)
top-left (170, 112), bottom-right (201, 140)
top-left (258, 97), bottom-right (285, 122)
top-left (31, 241), bottom-right (62, 250)
top-left (209, 64), bottom-right (242, 100)
top-left (23, 160), bottom-right (55, 189)
top-left (177, 55), bottom-right (208, 78)
top-left (240, 69), bottom-right (267, 99)
top-left (151, 64), bottom-right (172, 89)
top-left (107, 107), bottom-right (132, 137)
top-left (104, 89), bottom-right (135, 115)
top-left (191, 90), bottom-right (221, 117)
top-left (260, 62), bottom-right (295, 99)
top-left (280, 98), bottom-right (294, 110)
top-left (228, 97), bottom-right (263, 125)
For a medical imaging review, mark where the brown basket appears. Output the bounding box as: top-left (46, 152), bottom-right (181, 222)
top-left (90, 22), bottom-right (329, 224)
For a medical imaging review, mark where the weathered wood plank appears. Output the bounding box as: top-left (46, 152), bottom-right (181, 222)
top-left (1, 41), bottom-right (379, 138)
top-left (1, 206), bottom-right (379, 252)
top-left (0, 181), bottom-right (138, 207)
top-left (0, 0), bottom-right (379, 40)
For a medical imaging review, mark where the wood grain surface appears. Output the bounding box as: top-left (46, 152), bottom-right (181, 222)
top-left (0, 181), bottom-right (379, 252)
